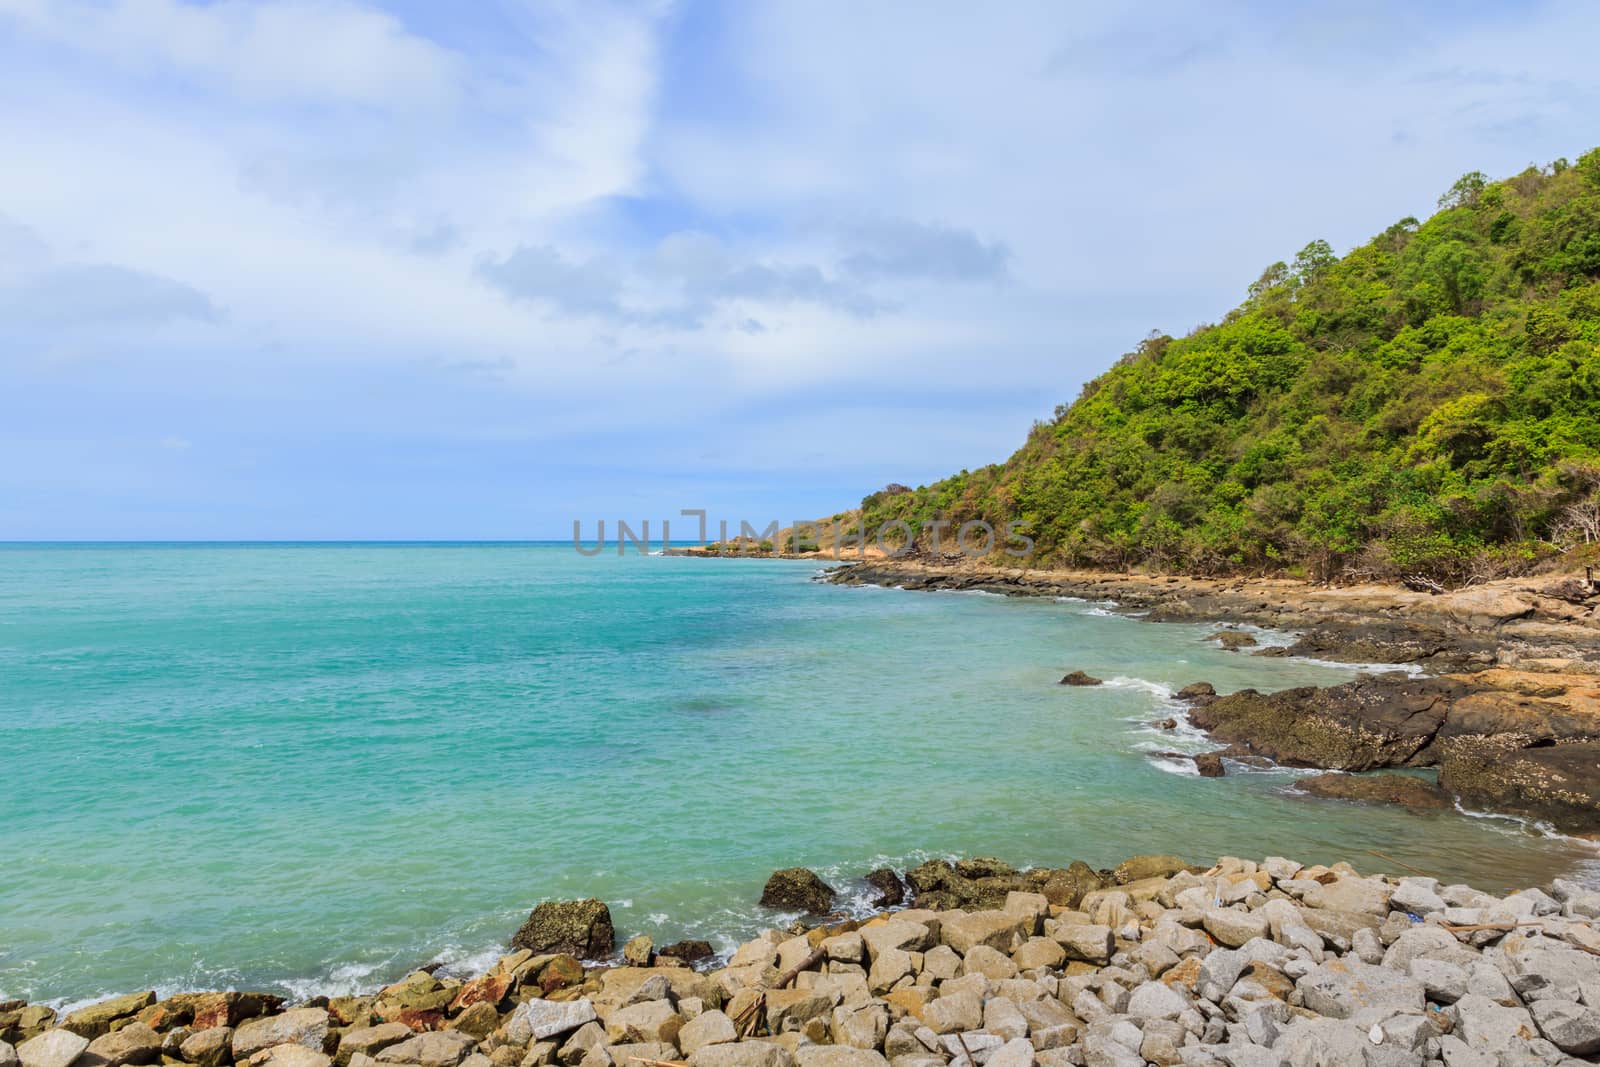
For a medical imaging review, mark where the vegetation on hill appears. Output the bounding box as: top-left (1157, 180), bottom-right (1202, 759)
top-left (860, 149), bottom-right (1600, 583)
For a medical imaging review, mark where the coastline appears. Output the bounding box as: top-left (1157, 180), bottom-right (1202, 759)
top-left (824, 558), bottom-right (1600, 837)
top-left (10, 852), bottom-right (1600, 1067)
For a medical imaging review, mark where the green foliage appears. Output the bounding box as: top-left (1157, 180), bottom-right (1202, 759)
top-left (863, 150), bottom-right (1600, 581)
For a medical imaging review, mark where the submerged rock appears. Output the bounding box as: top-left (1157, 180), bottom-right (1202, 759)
top-left (864, 868), bottom-right (905, 908)
top-left (1440, 741), bottom-right (1600, 833)
top-left (759, 868), bottom-right (837, 915)
top-left (1294, 771), bottom-right (1452, 809)
top-left (511, 899), bottom-right (616, 958)
top-left (1058, 671), bottom-right (1102, 686)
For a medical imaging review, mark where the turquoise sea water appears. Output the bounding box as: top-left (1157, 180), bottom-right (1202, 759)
top-left (2, 543), bottom-right (1595, 1006)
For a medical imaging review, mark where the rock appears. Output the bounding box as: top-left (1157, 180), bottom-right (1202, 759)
top-left (1302, 878), bottom-right (1392, 916)
top-left (1052, 924), bottom-right (1114, 965)
top-left (337, 1025), bottom-right (413, 1067)
top-left (1211, 631), bottom-right (1258, 650)
top-left (793, 1049), bottom-right (888, 1067)
top-left (763, 990), bottom-right (833, 1034)
top-left (1294, 772), bottom-right (1453, 809)
top-left (505, 1000), bottom-right (599, 1044)
top-left (1529, 998), bottom-right (1600, 1055)
top-left (603, 1001), bottom-right (682, 1046)
top-left (1203, 909), bottom-right (1269, 948)
top-left (179, 1028), bottom-right (233, 1067)
top-left (865, 870), bottom-right (905, 909)
top-left (232, 1011), bottom-right (330, 1062)
top-left (760, 869), bottom-right (837, 915)
top-left (1188, 677), bottom-right (1461, 770)
top-left (448, 976), bottom-right (512, 1015)
top-left (657, 941), bottom-right (715, 965)
top-left (1408, 959), bottom-right (1468, 1003)
top-left (1296, 959), bottom-right (1424, 1019)
top-left (511, 900), bottom-right (616, 958)
top-left (1441, 741), bottom-right (1600, 835)
top-left (686, 1042), bottom-right (796, 1067)
top-left (374, 1032), bottom-right (478, 1067)
top-left (622, 937), bottom-right (654, 967)
top-left (922, 992), bottom-right (982, 1035)
top-left (1193, 753), bottom-right (1225, 778)
top-left (1037, 863), bottom-right (1105, 909)
top-left (442, 1003), bottom-right (498, 1040)
top-left (1176, 683), bottom-right (1216, 701)
top-left (1126, 982), bottom-right (1189, 1020)
top-left (1447, 994), bottom-right (1538, 1050)
top-left (0, 1042), bottom-right (16, 1067)
top-left (676, 1011), bottom-right (735, 1056)
top-left (82, 1024), bottom-right (161, 1067)
top-left (18, 1030), bottom-right (91, 1067)
top-left (252, 1048), bottom-right (330, 1067)
top-left (1059, 672), bottom-right (1102, 686)
top-left (1012, 938), bottom-right (1066, 971)
top-left (1112, 855), bottom-right (1190, 884)
top-left (940, 911), bottom-right (1028, 955)
top-left (63, 994), bottom-right (158, 1039)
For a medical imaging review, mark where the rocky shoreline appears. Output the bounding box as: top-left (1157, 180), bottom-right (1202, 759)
top-left (823, 561), bottom-right (1600, 836)
top-left (10, 854), bottom-right (1600, 1067)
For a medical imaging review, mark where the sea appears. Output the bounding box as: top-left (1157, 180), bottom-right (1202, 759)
top-left (2, 542), bottom-right (1593, 1006)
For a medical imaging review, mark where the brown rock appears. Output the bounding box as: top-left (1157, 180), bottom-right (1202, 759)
top-left (511, 900), bottom-right (616, 959)
top-left (1059, 671), bottom-right (1102, 686)
top-left (1294, 772), bottom-right (1451, 809)
top-left (759, 869), bottom-right (836, 915)
top-left (1440, 741), bottom-right (1600, 833)
top-left (864, 869), bottom-right (905, 908)
top-left (1193, 753), bottom-right (1225, 778)
top-left (656, 941), bottom-right (715, 966)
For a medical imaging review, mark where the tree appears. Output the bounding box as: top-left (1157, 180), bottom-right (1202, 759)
top-left (1439, 170), bottom-right (1489, 208)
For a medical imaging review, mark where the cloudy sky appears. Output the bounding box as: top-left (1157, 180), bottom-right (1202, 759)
top-left (2, 0), bottom-right (1598, 539)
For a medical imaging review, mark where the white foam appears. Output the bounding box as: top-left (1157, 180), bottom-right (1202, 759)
top-left (1102, 675), bottom-right (1176, 699)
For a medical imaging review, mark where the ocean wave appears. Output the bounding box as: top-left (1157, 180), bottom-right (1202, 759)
top-left (1102, 675), bottom-right (1176, 699)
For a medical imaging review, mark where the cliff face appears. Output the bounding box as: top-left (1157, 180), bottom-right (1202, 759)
top-left (859, 150), bottom-right (1600, 583)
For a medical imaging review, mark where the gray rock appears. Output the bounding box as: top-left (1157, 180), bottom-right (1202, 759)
top-left (1529, 999), bottom-right (1600, 1055)
top-left (17, 1031), bottom-right (90, 1067)
top-left (1203, 910), bottom-right (1270, 949)
top-left (1127, 981), bottom-right (1190, 1020)
top-left (939, 1032), bottom-right (1002, 1067)
top-left (1408, 959), bottom-right (1468, 1004)
top-left (1296, 959), bottom-right (1424, 1019)
top-left (557, 1024), bottom-right (605, 1067)
top-left (1391, 879), bottom-right (1446, 917)
top-left (232, 1010), bottom-right (330, 1062)
top-left (982, 1039), bottom-right (1034, 1067)
top-left (1447, 994), bottom-right (1537, 1051)
top-left (1198, 948), bottom-right (1248, 1003)
top-left (506, 1000), bottom-right (599, 1044)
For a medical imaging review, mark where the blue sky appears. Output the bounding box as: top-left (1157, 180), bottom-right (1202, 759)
top-left (2, 0), bottom-right (1598, 539)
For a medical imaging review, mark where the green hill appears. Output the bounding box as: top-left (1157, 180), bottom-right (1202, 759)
top-left (860, 149), bottom-right (1600, 583)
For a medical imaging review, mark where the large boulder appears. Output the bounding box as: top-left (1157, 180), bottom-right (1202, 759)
top-left (1294, 772), bottom-right (1452, 809)
top-left (1112, 855), bottom-right (1190, 885)
top-left (864, 869), bottom-right (904, 908)
top-left (1440, 741), bottom-right (1600, 834)
top-left (511, 899), bottom-right (615, 958)
top-left (759, 869), bottom-right (836, 915)
top-left (1188, 677), bottom-right (1461, 770)
top-left (81, 1024), bottom-right (161, 1067)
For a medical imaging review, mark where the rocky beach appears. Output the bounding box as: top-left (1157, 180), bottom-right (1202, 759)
top-left (10, 854), bottom-right (1600, 1067)
top-left (824, 561), bottom-right (1600, 836)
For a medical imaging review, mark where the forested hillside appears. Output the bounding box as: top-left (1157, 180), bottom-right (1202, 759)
top-left (862, 149), bottom-right (1600, 582)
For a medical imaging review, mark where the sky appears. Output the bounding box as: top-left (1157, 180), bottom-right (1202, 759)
top-left (2, 1), bottom-right (1599, 540)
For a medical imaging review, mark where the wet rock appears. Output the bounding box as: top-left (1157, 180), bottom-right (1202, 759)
top-left (657, 941), bottom-right (715, 965)
top-left (1059, 672), bottom-right (1102, 686)
top-left (1175, 682), bottom-right (1215, 701)
top-left (1188, 677), bottom-right (1461, 771)
top-left (622, 937), bottom-right (654, 968)
top-left (1112, 855), bottom-right (1190, 884)
top-left (512, 900), bottom-right (616, 958)
top-left (865, 869), bottom-right (905, 909)
top-left (1210, 631), bottom-right (1258, 650)
top-left (1193, 753), bottom-right (1225, 778)
top-left (1440, 741), bottom-right (1600, 834)
top-left (760, 869), bottom-right (837, 915)
top-left (1294, 772), bottom-right (1452, 809)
